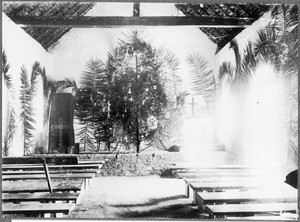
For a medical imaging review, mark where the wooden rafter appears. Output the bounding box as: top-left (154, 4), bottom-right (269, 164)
top-left (10, 16), bottom-right (254, 28)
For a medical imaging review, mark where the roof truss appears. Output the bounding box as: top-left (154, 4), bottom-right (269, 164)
top-left (11, 15), bottom-right (254, 28)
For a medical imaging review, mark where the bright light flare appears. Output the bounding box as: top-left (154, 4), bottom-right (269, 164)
top-left (215, 79), bottom-right (238, 149)
top-left (244, 63), bottom-right (286, 168)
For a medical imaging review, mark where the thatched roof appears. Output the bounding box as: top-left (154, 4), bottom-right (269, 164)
top-left (3, 2), bottom-right (96, 49)
top-left (2, 2), bottom-right (270, 52)
top-left (175, 3), bottom-right (270, 51)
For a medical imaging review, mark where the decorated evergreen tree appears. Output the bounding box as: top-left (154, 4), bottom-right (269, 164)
top-left (106, 31), bottom-right (168, 152)
top-left (73, 31), bottom-right (183, 153)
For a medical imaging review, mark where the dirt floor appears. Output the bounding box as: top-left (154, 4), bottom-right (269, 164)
top-left (69, 175), bottom-right (207, 219)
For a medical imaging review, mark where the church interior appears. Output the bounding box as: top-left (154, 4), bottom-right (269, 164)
top-left (1, 1), bottom-right (298, 220)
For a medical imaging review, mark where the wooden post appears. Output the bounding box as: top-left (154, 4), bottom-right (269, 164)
top-left (43, 158), bottom-right (53, 193)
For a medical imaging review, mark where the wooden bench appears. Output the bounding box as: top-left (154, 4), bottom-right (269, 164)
top-left (2, 192), bottom-right (80, 203)
top-left (183, 177), bottom-right (280, 198)
top-left (1, 156), bottom-right (103, 218)
top-left (2, 156), bottom-right (79, 165)
top-left (3, 173), bottom-right (95, 190)
top-left (175, 169), bottom-right (286, 179)
top-left (2, 202), bottom-right (76, 217)
top-left (205, 202), bottom-right (297, 219)
top-left (3, 169), bottom-right (99, 175)
top-left (2, 163), bottom-right (102, 171)
top-left (189, 181), bottom-right (289, 205)
top-left (2, 179), bottom-right (84, 193)
top-left (197, 189), bottom-right (297, 211)
top-left (183, 176), bottom-right (285, 198)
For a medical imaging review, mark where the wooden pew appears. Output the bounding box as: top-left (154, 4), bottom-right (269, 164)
top-left (171, 163), bottom-right (283, 171)
top-left (2, 192), bottom-right (80, 203)
top-left (189, 180), bottom-right (289, 205)
top-left (2, 179), bottom-right (84, 193)
top-left (2, 202), bottom-right (76, 217)
top-left (197, 189), bottom-right (297, 211)
top-left (2, 163), bottom-right (102, 171)
top-left (205, 202), bottom-right (297, 219)
top-left (3, 169), bottom-right (99, 175)
top-left (183, 176), bottom-right (285, 198)
top-left (175, 169), bottom-right (286, 179)
top-left (2, 173), bottom-right (95, 190)
top-left (78, 159), bottom-right (105, 165)
top-left (2, 172), bottom-right (95, 180)
top-left (2, 156), bottom-right (79, 165)
top-left (1, 156), bottom-right (101, 218)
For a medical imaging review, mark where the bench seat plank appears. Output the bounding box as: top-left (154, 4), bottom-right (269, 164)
top-left (2, 164), bottom-right (101, 171)
top-left (170, 163), bottom-right (283, 170)
top-left (190, 181), bottom-right (290, 191)
top-left (3, 170), bottom-right (98, 175)
top-left (175, 171), bottom-right (285, 179)
top-left (2, 202), bottom-right (75, 215)
top-left (78, 160), bottom-right (105, 164)
top-left (2, 156), bottom-right (78, 165)
top-left (197, 190), bottom-right (297, 210)
top-left (2, 192), bottom-right (79, 202)
top-left (205, 203), bottom-right (297, 218)
top-left (189, 181), bottom-right (292, 205)
top-left (2, 179), bottom-right (83, 193)
top-left (183, 176), bottom-right (284, 198)
top-left (3, 173), bottom-right (95, 181)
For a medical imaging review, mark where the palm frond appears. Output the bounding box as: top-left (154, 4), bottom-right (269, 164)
top-left (81, 58), bottom-right (107, 90)
top-left (57, 77), bottom-right (79, 95)
top-left (2, 102), bottom-right (16, 156)
top-left (242, 42), bottom-right (257, 75)
top-left (159, 48), bottom-right (182, 103)
top-left (219, 62), bottom-right (234, 80)
top-left (2, 51), bottom-right (17, 155)
top-left (187, 53), bottom-right (215, 106)
top-left (2, 50), bottom-right (12, 88)
top-left (30, 61), bottom-right (42, 88)
top-left (76, 121), bottom-right (96, 151)
top-left (20, 66), bottom-right (36, 155)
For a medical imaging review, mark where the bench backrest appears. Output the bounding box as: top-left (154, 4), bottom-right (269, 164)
top-left (2, 156), bottom-right (79, 165)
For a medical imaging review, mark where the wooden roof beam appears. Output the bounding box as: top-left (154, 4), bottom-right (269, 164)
top-left (11, 16), bottom-right (253, 28)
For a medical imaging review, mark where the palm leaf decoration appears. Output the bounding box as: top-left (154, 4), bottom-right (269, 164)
top-left (20, 66), bottom-right (34, 155)
top-left (143, 49), bottom-right (185, 151)
top-left (187, 53), bottom-right (215, 107)
top-left (58, 77), bottom-right (78, 94)
top-left (254, 5), bottom-right (298, 168)
top-left (3, 50), bottom-right (11, 87)
top-left (81, 58), bottom-right (107, 91)
top-left (2, 51), bottom-right (16, 156)
top-left (19, 62), bottom-right (41, 155)
top-left (221, 5), bottom-right (298, 168)
top-left (75, 58), bottom-right (108, 151)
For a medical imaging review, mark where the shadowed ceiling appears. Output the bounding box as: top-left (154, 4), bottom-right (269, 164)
top-left (2, 2), bottom-right (270, 52)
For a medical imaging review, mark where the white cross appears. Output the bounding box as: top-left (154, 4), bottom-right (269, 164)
top-left (187, 97), bottom-right (198, 116)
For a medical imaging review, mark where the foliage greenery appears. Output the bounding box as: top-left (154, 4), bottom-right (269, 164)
top-left (2, 51), bottom-right (16, 156)
top-left (62, 31), bottom-right (185, 153)
top-left (217, 5), bottom-right (298, 167)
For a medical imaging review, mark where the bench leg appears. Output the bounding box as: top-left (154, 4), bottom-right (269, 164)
top-left (185, 184), bottom-right (189, 198)
top-left (192, 190), bottom-right (197, 205)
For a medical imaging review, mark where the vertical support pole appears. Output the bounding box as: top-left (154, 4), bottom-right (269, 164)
top-left (133, 3), bottom-right (140, 17)
top-left (43, 158), bottom-right (53, 193)
top-left (185, 184), bottom-right (190, 198)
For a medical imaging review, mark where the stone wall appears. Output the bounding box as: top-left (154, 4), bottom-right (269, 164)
top-left (78, 151), bottom-right (183, 176)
